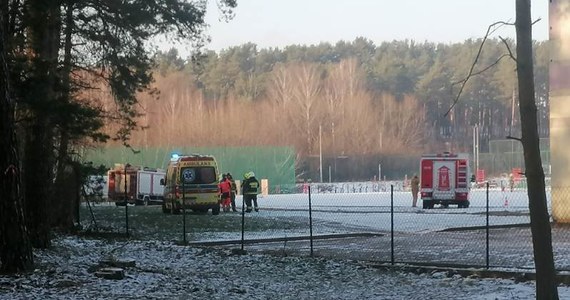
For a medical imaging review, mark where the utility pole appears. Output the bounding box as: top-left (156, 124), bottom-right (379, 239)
top-left (472, 126), bottom-right (476, 174)
top-left (319, 124), bottom-right (323, 183)
top-left (472, 125), bottom-right (477, 175)
top-left (472, 125), bottom-right (479, 174)
top-left (331, 122), bottom-right (336, 180)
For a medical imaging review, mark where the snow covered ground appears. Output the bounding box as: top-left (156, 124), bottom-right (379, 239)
top-left (82, 189), bottom-right (550, 259)
top-left (1, 236), bottom-right (569, 300)
top-left (2, 188), bottom-right (569, 299)
top-left (257, 189), bottom-right (534, 233)
top-left (89, 189), bottom-right (535, 234)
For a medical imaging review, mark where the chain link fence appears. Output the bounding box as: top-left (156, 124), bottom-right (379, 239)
top-left (79, 183), bottom-right (570, 272)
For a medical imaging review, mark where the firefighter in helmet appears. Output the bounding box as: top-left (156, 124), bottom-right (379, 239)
top-left (241, 171), bottom-right (259, 212)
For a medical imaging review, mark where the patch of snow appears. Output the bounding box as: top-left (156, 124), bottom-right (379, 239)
top-left (1, 236), bottom-right (569, 299)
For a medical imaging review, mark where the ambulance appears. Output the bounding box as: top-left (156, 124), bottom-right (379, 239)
top-left (160, 154), bottom-right (221, 215)
top-left (419, 152), bottom-right (470, 209)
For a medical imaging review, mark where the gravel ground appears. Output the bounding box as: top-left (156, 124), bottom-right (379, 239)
top-left (1, 236), bottom-right (569, 299)
top-left (204, 225), bottom-right (570, 272)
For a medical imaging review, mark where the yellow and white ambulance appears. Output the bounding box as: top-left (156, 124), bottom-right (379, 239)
top-left (160, 154), bottom-right (221, 215)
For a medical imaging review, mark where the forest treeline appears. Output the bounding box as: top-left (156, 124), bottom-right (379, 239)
top-left (114, 38), bottom-right (549, 162)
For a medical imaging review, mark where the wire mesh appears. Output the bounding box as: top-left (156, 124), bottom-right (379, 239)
top-left (79, 180), bottom-right (570, 272)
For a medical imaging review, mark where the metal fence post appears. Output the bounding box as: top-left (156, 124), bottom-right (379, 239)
top-left (124, 164), bottom-right (129, 237)
top-left (486, 182), bottom-right (490, 269)
top-left (241, 194), bottom-right (245, 251)
top-left (391, 184), bottom-right (394, 265)
top-left (182, 183), bottom-right (186, 244)
top-left (309, 185), bottom-right (314, 257)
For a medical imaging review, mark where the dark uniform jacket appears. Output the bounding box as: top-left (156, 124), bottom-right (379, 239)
top-left (229, 179), bottom-right (237, 194)
top-left (242, 177), bottom-right (259, 195)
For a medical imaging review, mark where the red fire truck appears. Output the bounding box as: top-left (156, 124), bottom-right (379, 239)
top-left (107, 164), bottom-right (165, 206)
top-left (420, 152), bottom-right (470, 209)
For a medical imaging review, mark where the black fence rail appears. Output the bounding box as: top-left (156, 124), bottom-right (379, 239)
top-left (79, 183), bottom-right (570, 272)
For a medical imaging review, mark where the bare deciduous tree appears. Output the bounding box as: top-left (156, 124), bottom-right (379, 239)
top-left (292, 63), bottom-right (322, 155)
top-left (443, 2), bottom-right (558, 298)
top-left (101, 58), bottom-right (429, 179)
top-left (382, 94), bottom-right (426, 151)
top-left (515, 0), bottom-right (558, 298)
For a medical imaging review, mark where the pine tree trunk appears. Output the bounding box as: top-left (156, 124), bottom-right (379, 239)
top-left (23, 120), bottom-right (53, 248)
top-left (50, 1), bottom-right (76, 231)
top-left (515, 1), bottom-right (559, 299)
top-left (51, 158), bottom-right (77, 230)
top-left (22, 0), bottom-right (62, 248)
top-left (0, 7), bottom-right (34, 273)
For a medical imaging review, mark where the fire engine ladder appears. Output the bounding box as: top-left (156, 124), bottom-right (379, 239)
top-left (457, 160), bottom-right (468, 188)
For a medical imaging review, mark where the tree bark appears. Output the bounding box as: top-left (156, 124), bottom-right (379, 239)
top-left (515, 1), bottom-right (559, 299)
top-left (51, 1), bottom-right (76, 230)
top-left (23, 0), bottom-right (61, 248)
top-left (0, 4), bottom-right (34, 273)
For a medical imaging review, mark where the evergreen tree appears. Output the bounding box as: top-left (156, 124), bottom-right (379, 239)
top-left (0, 2), bottom-right (33, 273)
top-left (1, 0), bottom-right (237, 270)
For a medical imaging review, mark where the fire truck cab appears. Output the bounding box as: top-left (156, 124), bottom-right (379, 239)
top-left (420, 152), bottom-right (470, 209)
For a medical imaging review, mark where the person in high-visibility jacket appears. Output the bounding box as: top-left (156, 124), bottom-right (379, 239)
top-left (241, 171), bottom-right (259, 212)
top-left (226, 173), bottom-right (238, 212)
top-left (218, 174), bottom-right (232, 212)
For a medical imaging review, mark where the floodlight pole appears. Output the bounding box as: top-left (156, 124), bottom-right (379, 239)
top-left (319, 124), bottom-right (323, 183)
top-left (331, 122), bottom-right (336, 181)
top-left (390, 184), bottom-right (394, 265)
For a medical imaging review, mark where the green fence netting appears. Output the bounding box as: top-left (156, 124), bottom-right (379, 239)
top-left (478, 138), bottom-right (550, 176)
top-left (83, 146), bottom-right (296, 190)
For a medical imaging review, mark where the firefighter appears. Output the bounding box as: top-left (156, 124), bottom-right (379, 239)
top-left (242, 171), bottom-right (259, 212)
top-left (226, 173), bottom-right (238, 212)
top-left (411, 174), bottom-right (420, 207)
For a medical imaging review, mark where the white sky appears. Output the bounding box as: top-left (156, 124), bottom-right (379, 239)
top-left (161, 1), bottom-right (549, 56)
